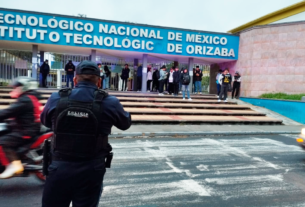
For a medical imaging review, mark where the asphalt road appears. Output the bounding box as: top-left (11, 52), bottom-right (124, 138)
top-left (1, 134), bottom-right (305, 207)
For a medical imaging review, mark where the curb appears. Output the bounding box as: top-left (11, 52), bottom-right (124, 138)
top-left (109, 131), bottom-right (300, 138)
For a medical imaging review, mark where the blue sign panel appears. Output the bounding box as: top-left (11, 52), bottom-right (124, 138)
top-left (0, 9), bottom-right (239, 60)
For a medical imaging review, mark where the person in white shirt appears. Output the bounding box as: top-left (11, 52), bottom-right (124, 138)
top-left (146, 66), bottom-right (153, 92)
top-left (216, 69), bottom-right (222, 97)
top-left (168, 67), bottom-right (175, 95)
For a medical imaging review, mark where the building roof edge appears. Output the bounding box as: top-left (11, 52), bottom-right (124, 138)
top-left (228, 1), bottom-right (305, 34)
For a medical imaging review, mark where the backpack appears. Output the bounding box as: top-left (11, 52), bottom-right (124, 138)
top-left (155, 70), bottom-right (160, 80)
top-left (182, 74), bottom-right (190, 85)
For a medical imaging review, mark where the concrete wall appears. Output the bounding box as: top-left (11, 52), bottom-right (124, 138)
top-left (227, 22), bottom-right (305, 97)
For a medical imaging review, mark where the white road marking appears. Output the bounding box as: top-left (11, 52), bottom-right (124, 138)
top-left (196, 164), bottom-right (209, 171)
top-left (176, 180), bottom-right (211, 196)
top-left (205, 174), bottom-right (283, 185)
top-left (103, 136), bottom-right (305, 205)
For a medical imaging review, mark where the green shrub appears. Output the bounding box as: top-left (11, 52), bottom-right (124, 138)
top-left (259, 93), bottom-right (305, 101)
top-left (201, 76), bottom-right (210, 86)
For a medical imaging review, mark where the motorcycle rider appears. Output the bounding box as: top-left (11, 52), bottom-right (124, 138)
top-left (0, 77), bottom-right (42, 178)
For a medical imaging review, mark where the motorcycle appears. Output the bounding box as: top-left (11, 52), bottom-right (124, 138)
top-left (0, 122), bottom-right (53, 182)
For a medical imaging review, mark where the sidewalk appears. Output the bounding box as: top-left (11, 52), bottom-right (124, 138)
top-left (110, 125), bottom-right (304, 138)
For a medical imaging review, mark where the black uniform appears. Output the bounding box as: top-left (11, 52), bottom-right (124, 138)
top-left (41, 61), bottom-right (131, 207)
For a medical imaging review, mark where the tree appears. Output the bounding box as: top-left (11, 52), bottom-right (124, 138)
top-left (6, 50), bottom-right (33, 62)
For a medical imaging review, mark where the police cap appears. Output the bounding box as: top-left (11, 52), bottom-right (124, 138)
top-left (76, 60), bottom-right (100, 76)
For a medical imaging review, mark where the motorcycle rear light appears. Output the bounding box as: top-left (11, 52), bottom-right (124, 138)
top-left (297, 138), bottom-right (304, 143)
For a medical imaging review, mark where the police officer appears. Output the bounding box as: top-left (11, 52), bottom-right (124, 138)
top-left (40, 60), bottom-right (131, 207)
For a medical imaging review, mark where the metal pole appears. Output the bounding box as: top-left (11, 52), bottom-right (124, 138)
top-left (32, 45), bottom-right (38, 80)
top-left (57, 69), bottom-right (62, 89)
top-left (141, 54), bottom-right (148, 93)
top-left (133, 59), bottom-right (138, 91)
top-left (90, 50), bottom-right (96, 62)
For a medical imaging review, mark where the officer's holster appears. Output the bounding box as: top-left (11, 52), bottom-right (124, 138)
top-left (43, 139), bottom-right (51, 176)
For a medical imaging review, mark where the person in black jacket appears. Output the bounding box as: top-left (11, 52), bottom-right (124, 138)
top-left (173, 67), bottom-right (180, 96)
top-left (121, 64), bottom-right (130, 91)
top-left (194, 66), bottom-right (203, 94)
top-left (40, 59), bottom-right (50, 88)
top-left (0, 77), bottom-right (41, 178)
top-left (65, 60), bottom-right (76, 88)
top-left (152, 68), bottom-right (159, 92)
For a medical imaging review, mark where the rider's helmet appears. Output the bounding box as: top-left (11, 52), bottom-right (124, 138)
top-left (10, 76), bottom-right (38, 93)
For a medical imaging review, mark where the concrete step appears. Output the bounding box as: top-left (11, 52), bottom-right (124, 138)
top-left (125, 108), bottom-right (265, 116)
top-left (120, 102), bottom-right (250, 109)
top-left (0, 93), bottom-right (227, 104)
top-left (0, 87), bottom-right (282, 125)
top-left (0, 91), bottom-right (218, 100)
top-left (131, 115), bottom-right (282, 125)
top-left (0, 104), bottom-right (263, 117)
top-left (117, 97), bottom-right (236, 104)
top-left (0, 98), bottom-right (235, 105)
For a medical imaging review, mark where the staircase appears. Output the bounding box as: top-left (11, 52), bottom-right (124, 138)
top-left (0, 88), bottom-right (283, 125)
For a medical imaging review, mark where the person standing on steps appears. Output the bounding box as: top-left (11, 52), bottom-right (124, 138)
top-left (216, 69), bottom-right (222, 98)
top-left (194, 66), bottom-right (203, 94)
top-left (180, 69), bottom-right (192, 101)
top-left (179, 67), bottom-right (184, 94)
top-left (146, 67), bottom-right (153, 92)
top-left (164, 69), bottom-right (170, 94)
top-left (121, 64), bottom-right (130, 91)
top-left (218, 68), bottom-right (232, 103)
top-left (103, 65), bottom-right (111, 90)
top-left (158, 65), bottom-right (167, 96)
top-left (152, 68), bottom-right (159, 92)
top-left (40, 60), bottom-right (50, 88)
top-left (173, 66), bottom-right (180, 97)
top-left (65, 60), bottom-right (75, 88)
top-left (232, 71), bottom-right (241, 99)
top-left (168, 67), bottom-right (175, 95)
top-left (137, 64), bottom-right (143, 92)
top-left (98, 63), bottom-right (104, 89)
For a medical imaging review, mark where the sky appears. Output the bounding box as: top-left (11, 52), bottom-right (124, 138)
top-left (0, 0), bottom-right (302, 32)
